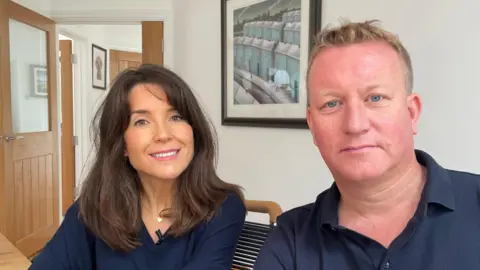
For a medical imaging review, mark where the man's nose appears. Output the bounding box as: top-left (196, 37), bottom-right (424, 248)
top-left (342, 100), bottom-right (371, 135)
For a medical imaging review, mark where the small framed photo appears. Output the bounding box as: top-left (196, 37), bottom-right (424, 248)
top-left (31, 65), bottom-right (48, 97)
top-left (92, 44), bottom-right (107, 90)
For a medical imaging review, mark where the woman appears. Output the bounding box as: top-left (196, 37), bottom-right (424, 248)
top-left (30, 64), bottom-right (246, 270)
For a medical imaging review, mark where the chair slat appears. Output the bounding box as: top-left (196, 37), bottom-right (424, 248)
top-left (232, 200), bottom-right (282, 270)
top-left (233, 221), bottom-right (276, 269)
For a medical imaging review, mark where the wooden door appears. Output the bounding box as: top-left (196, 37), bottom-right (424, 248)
top-left (109, 49), bottom-right (142, 83)
top-left (141, 21), bottom-right (164, 65)
top-left (60, 40), bottom-right (74, 216)
top-left (0, 0), bottom-right (59, 258)
top-left (109, 21), bottom-right (164, 82)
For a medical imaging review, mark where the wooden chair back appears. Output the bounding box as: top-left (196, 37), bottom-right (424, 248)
top-left (231, 200), bottom-right (282, 270)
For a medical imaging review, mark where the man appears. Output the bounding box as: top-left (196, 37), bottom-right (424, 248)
top-left (253, 20), bottom-right (480, 270)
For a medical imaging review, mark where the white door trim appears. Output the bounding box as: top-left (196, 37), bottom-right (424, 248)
top-left (52, 8), bottom-right (174, 69)
top-left (50, 9), bottom-right (169, 23)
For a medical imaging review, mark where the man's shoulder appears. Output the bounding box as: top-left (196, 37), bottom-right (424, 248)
top-left (447, 169), bottom-right (480, 182)
top-left (446, 169), bottom-right (480, 195)
top-left (276, 202), bottom-right (315, 227)
top-left (418, 149), bottom-right (480, 198)
top-left (275, 189), bottom-right (330, 228)
top-left (254, 196), bottom-right (326, 270)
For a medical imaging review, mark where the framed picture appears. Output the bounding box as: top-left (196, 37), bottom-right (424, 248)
top-left (92, 44), bottom-right (107, 90)
top-left (221, 0), bottom-right (322, 129)
top-left (31, 65), bottom-right (48, 97)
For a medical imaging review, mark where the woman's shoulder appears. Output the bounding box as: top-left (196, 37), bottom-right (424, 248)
top-left (63, 200), bottom-right (82, 224)
top-left (61, 200), bottom-right (94, 238)
top-left (211, 191), bottom-right (246, 222)
top-left (29, 200), bottom-right (97, 269)
top-left (191, 191), bottom-right (246, 237)
top-left (221, 191), bottom-right (246, 212)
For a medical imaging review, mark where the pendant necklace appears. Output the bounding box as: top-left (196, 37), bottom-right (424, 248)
top-left (156, 213), bottom-right (163, 223)
top-left (156, 210), bottom-right (166, 223)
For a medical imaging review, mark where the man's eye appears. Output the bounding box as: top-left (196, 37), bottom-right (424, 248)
top-left (326, 101), bottom-right (338, 108)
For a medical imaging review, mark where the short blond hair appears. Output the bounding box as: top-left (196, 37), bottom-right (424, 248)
top-left (307, 20), bottom-right (413, 93)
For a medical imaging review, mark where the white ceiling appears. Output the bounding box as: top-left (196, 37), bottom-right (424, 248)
top-left (14, 0), bottom-right (173, 16)
top-left (13, 0), bottom-right (173, 23)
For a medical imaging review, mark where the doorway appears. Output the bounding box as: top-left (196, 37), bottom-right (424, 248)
top-left (57, 22), bottom-right (164, 216)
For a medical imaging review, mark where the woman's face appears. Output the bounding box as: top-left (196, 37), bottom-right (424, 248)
top-left (124, 83), bottom-right (194, 182)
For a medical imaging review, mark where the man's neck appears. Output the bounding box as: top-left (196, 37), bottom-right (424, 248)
top-left (337, 160), bottom-right (426, 221)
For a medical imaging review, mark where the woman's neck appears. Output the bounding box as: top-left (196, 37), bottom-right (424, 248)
top-left (139, 174), bottom-right (174, 214)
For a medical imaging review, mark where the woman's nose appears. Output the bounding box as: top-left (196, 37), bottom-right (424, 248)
top-left (153, 121), bottom-right (172, 141)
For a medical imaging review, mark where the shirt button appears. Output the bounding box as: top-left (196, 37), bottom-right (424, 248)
top-left (384, 261), bottom-right (390, 269)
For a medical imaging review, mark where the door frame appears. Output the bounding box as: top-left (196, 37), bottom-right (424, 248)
top-left (53, 10), bottom-right (171, 213)
top-left (57, 29), bottom-right (89, 205)
top-left (51, 9), bottom-right (173, 68)
top-left (59, 38), bottom-right (75, 216)
top-left (0, 0), bottom-right (6, 236)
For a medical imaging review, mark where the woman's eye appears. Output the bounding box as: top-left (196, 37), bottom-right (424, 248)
top-left (134, 119), bottom-right (148, 126)
top-left (170, 115), bottom-right (183, 121)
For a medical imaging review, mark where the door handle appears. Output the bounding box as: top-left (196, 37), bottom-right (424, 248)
top-left (5, 135), bottom-right (24, 142)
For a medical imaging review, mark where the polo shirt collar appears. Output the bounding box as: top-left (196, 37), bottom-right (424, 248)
top-left (416, 149), bottom-right (455, 211)
top-left (319, 149), bottom-right (455, 227)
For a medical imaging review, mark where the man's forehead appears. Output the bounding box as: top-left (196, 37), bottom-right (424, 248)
top-left (309, 43), bottom-right (403, 87)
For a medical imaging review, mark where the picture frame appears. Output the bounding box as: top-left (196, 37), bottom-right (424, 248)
top-left (92, 44), bottom-right (107, 90)
top-left (31, 65), bottom-right (48, 97)
top-left (221, 0), bottom-right (322, 129)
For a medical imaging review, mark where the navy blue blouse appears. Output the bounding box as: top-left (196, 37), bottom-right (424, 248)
top-left (29, 193), bottom-right (246, 270)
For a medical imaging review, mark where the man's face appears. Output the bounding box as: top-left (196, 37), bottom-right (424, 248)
top-left (307, 41), bottom-right (422, 183)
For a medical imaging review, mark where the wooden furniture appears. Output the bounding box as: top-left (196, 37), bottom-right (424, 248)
top-left (0, 231), bottom-right (31, 269)
top-left (232, 199), bottom-right (282, 270)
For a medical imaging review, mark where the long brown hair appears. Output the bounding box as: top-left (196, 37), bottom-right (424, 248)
top-left (78, 64), bottom-right (244, 252)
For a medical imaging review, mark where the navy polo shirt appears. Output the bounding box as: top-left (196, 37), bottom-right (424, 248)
top-left (29, 192), bottom-right (246, 270)
top-left (254, 149), bottom-right (480, 270)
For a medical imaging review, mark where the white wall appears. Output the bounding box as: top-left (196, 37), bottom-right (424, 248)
top-left (61, 25), bottom-right (142, 53)
top-left (172, 0), bottom-right (480, 217)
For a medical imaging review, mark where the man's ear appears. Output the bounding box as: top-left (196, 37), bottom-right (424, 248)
top-left (407, 93), bottom-right (422, 135)
top-left (307, 106), bottom-right (318, 146)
